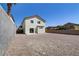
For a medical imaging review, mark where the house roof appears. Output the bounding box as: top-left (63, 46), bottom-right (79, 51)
top-left (23, 15), bottom-right (46, 23)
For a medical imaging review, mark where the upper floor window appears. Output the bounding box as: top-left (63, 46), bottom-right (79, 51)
top-left (38, 21), bottom-right (41, 24)
top-left (31, 20), bottom-right (34, 23)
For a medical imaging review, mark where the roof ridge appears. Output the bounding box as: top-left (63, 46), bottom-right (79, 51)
top-left (24, 15), bottom-right (46, 22)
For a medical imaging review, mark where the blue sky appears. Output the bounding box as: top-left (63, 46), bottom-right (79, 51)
top-left (0, 3), bottom-right (79, 27)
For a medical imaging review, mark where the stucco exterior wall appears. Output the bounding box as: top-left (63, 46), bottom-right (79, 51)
top-left (38, 27), bottom-right (45, 33)
top-left (24, 17), bottom-right (45, 35)
top-left (0, 5), bottom-right (16, 55)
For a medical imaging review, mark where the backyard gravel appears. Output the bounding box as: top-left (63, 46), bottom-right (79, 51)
top-left (5, 33), bottom-right (79, 56)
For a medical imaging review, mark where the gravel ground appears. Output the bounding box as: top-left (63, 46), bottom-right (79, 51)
top-left (5, 33), bottom-right (79, 56)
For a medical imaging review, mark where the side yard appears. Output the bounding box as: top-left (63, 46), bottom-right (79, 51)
top-left (5, 33), bottom-right (79, 56)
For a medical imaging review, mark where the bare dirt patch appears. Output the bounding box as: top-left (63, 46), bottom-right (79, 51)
top-left (5, 33), bottom-right (79, 56)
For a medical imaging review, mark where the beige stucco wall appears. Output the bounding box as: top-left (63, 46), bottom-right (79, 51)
top-left (0, 5), bottom-right (16, 55)
top-left (24, 17), bottom-right (45, 35)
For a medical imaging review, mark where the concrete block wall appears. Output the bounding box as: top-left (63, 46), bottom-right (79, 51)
top-left (0, 5), bottom-right (16, 55)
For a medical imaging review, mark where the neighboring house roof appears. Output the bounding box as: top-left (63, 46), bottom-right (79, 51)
top-left (23, 15), bottom-right (46, 23)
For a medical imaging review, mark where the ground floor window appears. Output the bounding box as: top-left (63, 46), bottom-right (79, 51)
top-left (30, 28), bottom-right (34, 33)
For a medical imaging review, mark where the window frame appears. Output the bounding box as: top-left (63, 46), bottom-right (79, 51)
top-left (30, 20), bottom-right (34, 23)
top-left (29, 28), bottom-right (34, 33)
top-left (37, 21), bottom-right (41, 24)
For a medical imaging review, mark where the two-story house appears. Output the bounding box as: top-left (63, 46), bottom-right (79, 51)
top-left (18, 15), bottom-right (46, 35)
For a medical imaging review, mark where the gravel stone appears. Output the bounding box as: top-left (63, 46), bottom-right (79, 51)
top-left (5, 33), bottom-right (79, 56)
